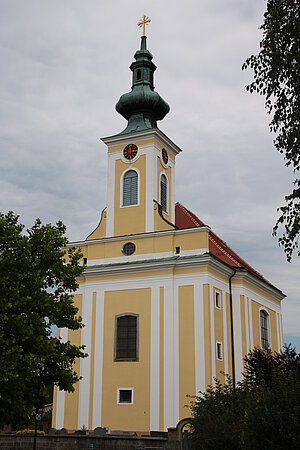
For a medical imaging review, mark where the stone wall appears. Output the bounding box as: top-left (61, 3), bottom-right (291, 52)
top-left (0, 429), bottom-right (186, 450)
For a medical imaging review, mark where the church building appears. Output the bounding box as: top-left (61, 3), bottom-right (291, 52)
top-left (52, 20), bottom-right (285, 433)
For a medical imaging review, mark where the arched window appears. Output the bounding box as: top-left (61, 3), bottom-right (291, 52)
top-left (123, 170), bottom-right (138, 206)
top-left (260, 309), bottom-right (269, 350)
top-left (115, 315), bottom-right (138, 361)
top-left (160, 174), bottom-right (167, 213)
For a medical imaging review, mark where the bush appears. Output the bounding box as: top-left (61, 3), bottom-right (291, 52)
top-left (189, 346), bottom-right (300, 450)
top-left (16, 429), bottom-right (45, 436)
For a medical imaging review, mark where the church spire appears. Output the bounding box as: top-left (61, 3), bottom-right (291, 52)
top-left (115, 18), bottom-right (170, 134)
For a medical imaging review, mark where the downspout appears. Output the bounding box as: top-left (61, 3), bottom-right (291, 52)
top-left (229, 268), bottom-right (236, 388)
top-left (153, 199), bottom-right (178, 229)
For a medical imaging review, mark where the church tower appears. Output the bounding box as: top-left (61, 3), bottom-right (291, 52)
top-left (94, 33), bottom-right (181, 239)
top-left (52, 18), bottom-right (285, 433)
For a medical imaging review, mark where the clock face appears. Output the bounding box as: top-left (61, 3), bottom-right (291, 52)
top-left (162, 148), bottom-right (168, 165)
top-left (123, 143), bottom-right (138, 160)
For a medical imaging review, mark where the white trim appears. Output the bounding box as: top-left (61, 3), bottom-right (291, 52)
top-left (173, 281), bottom-right (179, 426)
top-left (78, 286), bottom-right (93, 429)
top-left (150, 285), bottom-right (160, 431)
top-left (92, 289), bottom-right (105, 429)
top-left (194, 283), bottom-right (205, 395)
top-left (164, 282), bottom-right (174, 430)
top-left (170, 159), bottom-right (175, 223)
top-left (278, 312), bottom-right (283, 350)
top-left (230, 283), bottom-right (284, 311)
top-left (248, 297), bottom-right (253, 350)
top-left (120, 167), bottom-right (140, 208)
top-left (106, 154), bottom-right (115, 237)
top-left (145, 146), bottom-right (156, 232)
top-left (210, 285), bottom-right (216, 385)
top-left (55, 327), bottom-right (68, 429)
top-left (244, 296), bottom-right (249, 354)
top-left (232, 286), bottom-right (243, 382)
top-left (117, 388), bottom-right (134, 405)
top-left (101, 127), bottom-right (182, 155)
top-left (223, 294), bottom-right (228, 378)
top-left (276, 312), bottom-right (280, 351)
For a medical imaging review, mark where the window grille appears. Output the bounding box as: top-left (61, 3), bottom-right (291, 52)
top-left (160, 174), bottom-right (167, 212)
top-left (123, 170), bottom-right (138, 206)
top-left (260, 310), bottom-right (269, 350)
top-left (115, 315), bottom-right (138, 360)
top-left (118, 389), bottom-right (133, 404)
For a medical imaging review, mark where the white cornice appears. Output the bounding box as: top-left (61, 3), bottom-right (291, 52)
top-left (79, 253), bottom-right (284, 303)
top-left (81, 253), bottom-right (232, 279)
top-left (233, 268), bottom-right (285, 302)
top-left (101, 128), bottom-right (182, 155)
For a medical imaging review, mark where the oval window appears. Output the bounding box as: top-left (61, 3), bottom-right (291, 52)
top-left (122, 242), bottom-right (136, 256)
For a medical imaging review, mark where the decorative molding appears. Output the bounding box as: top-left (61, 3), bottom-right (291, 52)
top-left (101, 128), bottom-right (182, 155)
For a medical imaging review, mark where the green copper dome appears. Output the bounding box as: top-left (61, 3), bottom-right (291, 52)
top-left (115, 36), bottom-right (170, 134)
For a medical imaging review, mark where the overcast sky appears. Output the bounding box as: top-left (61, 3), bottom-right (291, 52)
top-left (0, 0), bottom-right (299, 348)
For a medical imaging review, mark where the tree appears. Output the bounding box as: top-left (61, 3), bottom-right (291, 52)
top-left (189, 346), bottom-right (300, 449)
top-left (0, 211), bottom-right (86, 427)
top-left (242, 0), bottom-right (300, 261)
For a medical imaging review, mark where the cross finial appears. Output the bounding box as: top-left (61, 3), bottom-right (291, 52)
top-left (137, 15), bottom-right (151, 37)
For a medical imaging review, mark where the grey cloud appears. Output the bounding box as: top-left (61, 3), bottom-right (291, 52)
top-left (0, 0), bottom-right (298, 340)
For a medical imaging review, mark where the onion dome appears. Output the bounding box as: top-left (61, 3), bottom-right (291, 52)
top-left (115, 36), bottom-right (170, 134)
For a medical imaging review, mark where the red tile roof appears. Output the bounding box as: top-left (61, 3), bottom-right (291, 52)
top-left (175, 202), bottom-right (269, 284)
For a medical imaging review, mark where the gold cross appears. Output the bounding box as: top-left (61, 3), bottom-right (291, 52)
top-left (137, 15), bottom-right (151, 37)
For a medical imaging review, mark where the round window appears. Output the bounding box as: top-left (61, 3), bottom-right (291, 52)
top-left (122, 242), bottom-right (136, 256)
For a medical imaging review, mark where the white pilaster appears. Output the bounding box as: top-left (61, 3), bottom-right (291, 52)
top-left (78, 287), bottom-right (93, 429)
top-left (150, 285), bottom-right (160, 430)
top-left (232, 287), bottom-right (243, 382)
top-left (92, 288), bottom-right (105, 429)
top-left (223, 293), bottom-right (228, 379)
top-left (55, 327), bottom-right (68, 429)
top-left (164, 281), bottom-right (176, 430)
top-left (106, 154), bottom-right (116, 237)
top-left (210, 285), bottom-right (216, 384)
top-left (194, 282), bottom-right (205, 395)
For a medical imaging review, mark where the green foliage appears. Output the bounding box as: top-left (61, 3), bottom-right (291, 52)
top-left (189, 346), bottom-right (300, 450)
top-left (244, 344), bottom-right (300, 387)
top-left (242, 0), bottom-right (300, 261)
top-left (0, 211), bottom-right (86, 427)
top-left (189, 378), bottom-right (246, 450)
top-left (16, 429), bottom-right (45, 436)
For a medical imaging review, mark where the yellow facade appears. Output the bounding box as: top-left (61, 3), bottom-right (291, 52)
top-left (53, 234), bottom-right (284, 431)
top-left (101, 289), bottom-right (151, 431)
top-left (53, 36), bottom-right (285, 434)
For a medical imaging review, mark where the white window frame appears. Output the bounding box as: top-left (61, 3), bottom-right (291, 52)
top-left (120, 168), bottom-right (140, 208)
top-left (117, 388), bottom-right (134, 405)
top-left (159, 171), bottom-right (169, 215)
top-left (259, 307), bottom-right (271, 350)
top-left (216, 341), bottom-right (223, 360)
top-left (215, 290), bottom-right (221, 309)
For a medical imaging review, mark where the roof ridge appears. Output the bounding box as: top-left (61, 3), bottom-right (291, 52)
top-left (210, 230), bottom-right (266, 280)
top-left (176, 202), bottom-right (203, 227)
top-left (209, 234), bottom-right (240, 266)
